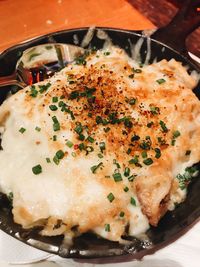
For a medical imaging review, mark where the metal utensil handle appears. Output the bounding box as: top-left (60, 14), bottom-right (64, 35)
top-left (0, 73), bottom-right (25, 88)
top-left (152, 0), bottom-right (200, 56)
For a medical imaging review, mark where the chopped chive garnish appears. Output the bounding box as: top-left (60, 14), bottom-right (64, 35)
top-left (134, 68), bottom-right (142, 73)
top-left (87, 136), bottom-right (95, 143)
top-left (52, 96), bottom-right (58, 103)
top-left (71, 152), bottom-right (76, 157)
top-left (30, 85), bottom-right (38, 97)
top-left (19, 127), bottom-right (26, 134)
top-left (128, 98), bottom-right (136, 105)
top-left (159, 120), bottom-right (168, 133)
top-left (104, 51), bottom-right (110, 56)
top-left (173, 130), bottom-right (181, 138)
top-left (85, 146), bottom-right (94, 154)
top-left (147, 121), bottom-right (154, 128)
top-left (53, 155), bottom-right (60, 165)
top-left (129, 155), bottom-right (139, 165)
top-left (79, 143), bottom-right (85, 151)
top-left (124, 117), bottom-right (133, 128)
top-left (185, 150), bottom-right (191, 156)
top-left (32, 164), bottom-right (42, 175)
top-left (99, 142), bottom-right (106, 152)
top-left (130, 197), bottom-right (136, 206)
top-left (124, 186), bottom-right (129, 192)
top-left (141, 151), bottom-right (147, 158)
top-left (119, 211), bottom-right (125, 218)
top-left (128, 175), bottom-right (136, 182)
top-left (113, 172), bottom-right (123, 182)
top-left (38, 82), bottom-right (51, 93)
top-left (107, 192), bottom-right (115, 202)
top-left (124, 167), bottom-right (130, 177)
top-left (78, 134), bottom-right (85, 141)
top-left (53, 123), bottom-right (60, 131)
top-left (66, 140), bottom-right (73, 148)
top-left (35, 126), bottom-right (41, 132)
top-left (105, 223), bottom-right (111, 232)
top-left (49, 105), bottom-right (58, 111)
top-left (8, 192), bottom-right (13, 203)
top-left (171, 139), bottom-right (176, 146)
top-left (126, 148), bottom-right (132, 155)
top-left (52, 116), bottom-right (60, 131)
top-left (128, 74), bottom-right (134, 79)
top-left (104, 127), bottom-right (110, 133)
top-left (53, 135), bottom-right (57, 141)
top-left (131, 135), bottom-right (140, 142)
top-left (56, 150), bottom-right (65, 159)
top-left (98, 153), bottom-right (104, 159)
top-left (150, 106), bottom-right (160, 115)
top-left (156, 78), bottom-right (166, 84)
top-left (46, 157), bottom-right (51, 163)
top-left (155, 148), bottom-right (161, 159)
top-left (91, 162), bottom-right (103, 173)
top-left (143, 158), bottom-right (153, 165)
top-left (74, 124), bottom-right (83, 134)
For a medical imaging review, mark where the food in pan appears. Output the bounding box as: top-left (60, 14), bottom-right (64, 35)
top-left (0, 46), bottom-right (199, 243)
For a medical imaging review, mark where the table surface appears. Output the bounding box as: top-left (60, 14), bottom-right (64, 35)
top-left (0, 0), bottom-right (154, 52)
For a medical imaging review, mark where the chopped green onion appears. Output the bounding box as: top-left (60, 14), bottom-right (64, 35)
top-left (124, 167), bottom-right (130, 177)
top-left (53, 122), bottom-right (60, 131)
top-left (159, 120), bottom-right (168, 133)
top-left (156, 78), bottom-right (166, 84)
top-left (128, 74), bottom-right (134, 79)
top-left (107, 192), bottom-right (115, 202)
top-left (113, 172), bottom-right (123, 182)
top-left (141, 151), bottom-right (147, 158)
top-left (98, 153), bottom-right (104, 159)
top-left (53, 135), bottom-right (57, 141)
top-left (131, 135), bottom-right (140, 142)
top-left (19, 127), bottom-right (26, 134)
top-left (104, 127), bottom-right (110, 133)
top-left (38, 83), bottom-right (51, 93)
top-left (56, 150), bottom-right (65, 159)
top-left (53, 155), bottom-right (60, 165)
top-left (128, 175), bottom-right (136, 182)
top-left (147, 121), bottom-right (154, 128)
top-left (30, 85), bottom-right (38, 97)
top-left (124, 186), bottom-right (129, 192)
top-left (143, 158), bottom-right (153, 165)
top-left (104, 51), bottom-right (110, 56)
top-left (78, 134), bottom-right (85, 141)
top-left (133, 68), bottom-right (142, 73)
top-left (66, 140), bottom-right (73, 148)
top-left (52, 96), bottom-right (58, 103)
top-left (46, 158), bottom-right (51, 163)
top-left (119, 211), bottom-right (125, 218)
top-left (150, 106), bottom-right (160, 115)
top-left (130, 197), bottom-right (136, 206)
top-left (105, 223), bottom-right (111, 232)
top-left (74, 124), bottom-right (83, 134)
top-left (32, 164), bottom-right (42, 175)
top-left (49, 105), bottom-right (58, 111)
top-left (155, 148), bottom-right (161, 159)
top-left (171, 139), bottom-right (176, 146)
top-left (35, 126), bottom-right (41, 132)
top-left (185, 150), bottom-right (191, 156)
top-left (173, 130), bottom-right (181, 138)
top-left (99, 142), bottom-right (106, 152)
top-left (91, 162), bottom-right (103, 173)
top-left (87, 136), bottom-right (95, 143)
top-left (129, 155), bottom-right (139, 165)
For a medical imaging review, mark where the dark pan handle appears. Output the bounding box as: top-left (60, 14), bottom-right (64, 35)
top-left (152, 0), bottom-right (200, 58)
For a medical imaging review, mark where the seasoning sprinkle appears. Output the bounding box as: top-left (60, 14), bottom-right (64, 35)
top-left (105, 223), bottom-right (111, 232)
top-left (130, 197), bottom-right (136, 206)
top-left (113, 172), bottom-right (123, 182)
top-left (91, 162), bottom-right (103, 173)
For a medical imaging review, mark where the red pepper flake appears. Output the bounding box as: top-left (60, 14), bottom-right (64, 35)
top-left (74, 144), bottom-right (79, 150)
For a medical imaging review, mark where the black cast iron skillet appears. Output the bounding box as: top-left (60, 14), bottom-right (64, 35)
top-left (0, 0), bottom-right (200, 263)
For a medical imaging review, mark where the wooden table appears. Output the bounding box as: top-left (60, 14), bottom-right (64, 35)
top-left (0, 0), bottom-right (199, 56)
top-left (0, 0), bottom-right (154, 52)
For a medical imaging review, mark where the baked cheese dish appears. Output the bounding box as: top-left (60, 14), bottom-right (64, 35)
top-left (0, 47), bottom-right (199, 243)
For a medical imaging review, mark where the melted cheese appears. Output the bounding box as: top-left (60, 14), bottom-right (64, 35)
top-left (0, 47), bottom-right (199, 242)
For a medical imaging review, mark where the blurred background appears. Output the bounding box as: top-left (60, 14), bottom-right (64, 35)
top-left (0, 0), bottom-right (199, 56)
